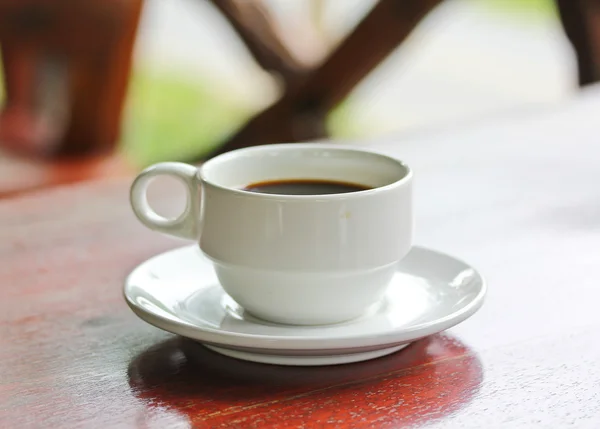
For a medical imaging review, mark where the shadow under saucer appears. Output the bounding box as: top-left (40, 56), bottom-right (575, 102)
top-left (127, 334), bottom-right (483, 427)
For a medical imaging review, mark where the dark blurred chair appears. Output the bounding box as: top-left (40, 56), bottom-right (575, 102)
top-left (0, 0), bottom-right (597, 197)
top-left (202, 0), bottom-right (444, 159)
top-left (0, 0), bottom-right (142, 156)
top-left (0, 0), bottom-right (141, 197)
top-left (556, 0), bottom-right (600, 85)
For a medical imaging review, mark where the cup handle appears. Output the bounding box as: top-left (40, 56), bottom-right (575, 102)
top-left (130, 162), bottom-right (200, 240)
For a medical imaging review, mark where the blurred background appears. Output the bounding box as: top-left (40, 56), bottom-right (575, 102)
top-left (125, 0), bottom-right (572, 164)
top-left (0, 0), bottom-right (584, 195)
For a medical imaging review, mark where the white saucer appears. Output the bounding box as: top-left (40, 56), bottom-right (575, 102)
top-left (124, 246), bottom-right (485, 366)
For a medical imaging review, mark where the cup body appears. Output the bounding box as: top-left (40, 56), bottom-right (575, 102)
top-left (130, 144), bottom-right (413, 325)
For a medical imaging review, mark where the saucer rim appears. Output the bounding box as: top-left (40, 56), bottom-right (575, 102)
top-left (124, 245), bottom-right (486, 351)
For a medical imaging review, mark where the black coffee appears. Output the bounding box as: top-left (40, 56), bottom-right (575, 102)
top-left (243, 179), bottom-right (371, 195)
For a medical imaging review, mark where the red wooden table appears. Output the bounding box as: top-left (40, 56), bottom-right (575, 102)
top-left (2, 88), bottom-right (600, 428)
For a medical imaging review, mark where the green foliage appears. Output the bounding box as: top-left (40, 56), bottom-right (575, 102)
top-left (470, 0), bottom-right (556, 20)
top-left (120, 68), bottom-right (250, 166)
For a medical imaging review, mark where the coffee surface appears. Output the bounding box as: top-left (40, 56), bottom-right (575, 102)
top-left (243, 179), bottom-right (370, 195)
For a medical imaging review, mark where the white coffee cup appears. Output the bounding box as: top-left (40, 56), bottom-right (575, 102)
top-left (130, 144), bottom-right (413, 325)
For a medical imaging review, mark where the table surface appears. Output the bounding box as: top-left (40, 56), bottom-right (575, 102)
top-left (2, 87), bottom-right (600, 428)
top-left (0, 151), bottom-right (131, 198)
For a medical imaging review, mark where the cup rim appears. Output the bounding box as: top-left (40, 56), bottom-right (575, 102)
top-left (198, 143), bottom-right (412, 200)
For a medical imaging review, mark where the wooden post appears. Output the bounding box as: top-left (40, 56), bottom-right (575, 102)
top-left (203, 0), bottom-right (442, 159)
top-left (0, 0), bottom-right (143, 157)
